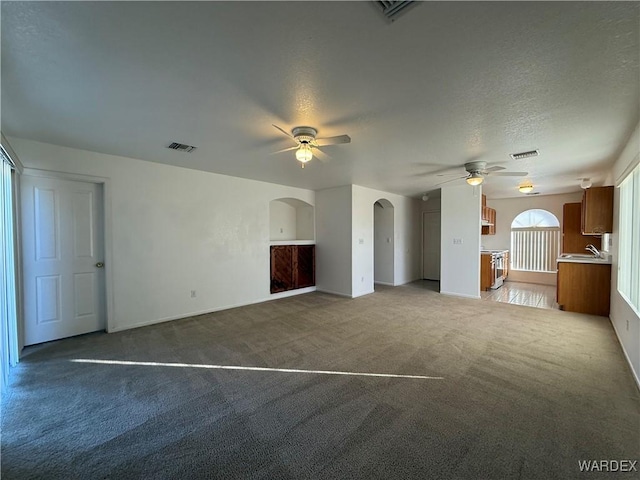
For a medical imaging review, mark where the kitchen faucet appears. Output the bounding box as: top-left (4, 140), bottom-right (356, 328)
top-left (585, 244), bottom-right (601, 258)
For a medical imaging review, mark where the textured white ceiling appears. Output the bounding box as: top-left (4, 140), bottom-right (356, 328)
top-left (2, 1), bottom-right (638, 198)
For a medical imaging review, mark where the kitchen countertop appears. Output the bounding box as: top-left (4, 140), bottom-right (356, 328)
top-left (481, 250), bottom-right (508, 254)
top-left (556, 254), bottom-right (612, 265)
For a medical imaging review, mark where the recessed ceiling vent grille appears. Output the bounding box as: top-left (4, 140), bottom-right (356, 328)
top-left (510, 149), bottom-right (539, 160)
top-left (375, 1), bottom-right (416, 21)
top-left (167, 142), bottom-right (196, 153)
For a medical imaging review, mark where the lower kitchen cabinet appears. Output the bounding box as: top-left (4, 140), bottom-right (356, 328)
top-left (556, 262), bottom-right (611, 316)
top-left (270, 245), bottom-right (315, 293)
top-left (480, 253), bottom-right (495, 291)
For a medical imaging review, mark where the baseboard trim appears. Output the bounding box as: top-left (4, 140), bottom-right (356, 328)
top-left (352, 290), bottom-right (375, 298)
top-left (609, 315), bottom-right (640, 392)
top-left (374, 281), bottom-right (394, 286)
top-left (108, 288), bottom-right (318, 333)
top-left (439, 291), bottom-right (481, 300)
top-left (315, 288), bottom-right (353, 298)
top-left (268, 286), bottom-right (317, 300)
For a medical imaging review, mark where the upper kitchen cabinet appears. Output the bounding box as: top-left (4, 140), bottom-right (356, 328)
top-left (481, 194), bottom-right (496, 235)
top-left (562, 203), bottom-right (601, 253)
top-left (581, 186), bottom-right (613, 235)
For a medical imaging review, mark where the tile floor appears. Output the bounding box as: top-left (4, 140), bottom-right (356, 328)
top-left (406, 280), bottom-right (558, 310)
top-left (481, 281), bottom-right (558, 309)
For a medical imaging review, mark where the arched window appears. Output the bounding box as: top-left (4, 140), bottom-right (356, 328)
top-left (510, 209), bottom-right (560, 272)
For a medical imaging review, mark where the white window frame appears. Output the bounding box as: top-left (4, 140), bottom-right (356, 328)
top-left (617, 163), bottom-right (640, 314)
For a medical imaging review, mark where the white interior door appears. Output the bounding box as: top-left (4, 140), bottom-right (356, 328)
top-left (423, 211), bottom-right (441, 281)
top-left (21, 175), bottom-right (105, 345)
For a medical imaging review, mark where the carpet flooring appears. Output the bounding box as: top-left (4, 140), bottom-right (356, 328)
top-left (2, 282), bottom-right (639, 479)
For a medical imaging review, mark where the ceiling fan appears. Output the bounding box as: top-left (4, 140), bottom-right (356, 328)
top-left (434, 161), bottom-right (527, 186)
top-left (272, 125), bottom-right (351, 168)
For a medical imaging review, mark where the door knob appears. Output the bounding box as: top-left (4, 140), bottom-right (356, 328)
top-left (95, 262), bottom-right (104, 268)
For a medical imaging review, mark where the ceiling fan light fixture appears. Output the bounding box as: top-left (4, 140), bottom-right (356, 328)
top-left (466, 173), bottom-right (484, 186)
top-left (295, 144), bottom-right (313, 164)
top-left (519, 183), bottom-right (534, 193)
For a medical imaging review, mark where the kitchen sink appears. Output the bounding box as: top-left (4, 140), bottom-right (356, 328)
top-left (559, 253), bottom-right (598, 259)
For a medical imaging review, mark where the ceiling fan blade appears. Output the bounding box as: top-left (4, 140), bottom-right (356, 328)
top-left (314, 134), bottom-right (351, 146)
top-left (272, 124), bottom-right (296, 141)
top-left (485, 165), bottom-right (506, 172)
top-left (426, 164), bottom-right (466, 176)
top-left (487, 171), bottom-right (528, 177)
top-left (271, 146), bottom-right (299, 155)
top-left (437, 172), bottom-right (466, 177)
top-left (312, 146), bottom-right (331, 162)
top-left (434, 175), bottom-right (467, 187)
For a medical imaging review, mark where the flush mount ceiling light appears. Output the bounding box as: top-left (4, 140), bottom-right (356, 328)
top-left (422, 193), bottom-right (430, 201)
top-left (580, 178), bottom-right (592, 189)
top-left (466, 172), bottom-right (484, 186)
top-left (295, 143), bottom-right (313, 164)
top-left (519, 183), bottom-right (534, 193)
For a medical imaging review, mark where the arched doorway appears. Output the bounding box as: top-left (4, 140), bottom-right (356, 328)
top-left (374, 199), bottom-right (394, 287)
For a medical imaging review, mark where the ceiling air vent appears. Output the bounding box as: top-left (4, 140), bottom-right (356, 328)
top-left (167, 142), bottom-right (196, 153)
top-left (375, 1), bottom-right (416, 21)
top-left (510, 149), bottom-right (539, 160)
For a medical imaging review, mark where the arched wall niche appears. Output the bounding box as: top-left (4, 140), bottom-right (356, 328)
top-left (269, 198), bottom-right (314, 242)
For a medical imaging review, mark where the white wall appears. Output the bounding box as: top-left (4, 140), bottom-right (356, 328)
top-left (315, 185), bottom-right (353, 297)
top-left (269, 201), bottom-right (296, 241)
top-left (296, 203), bottom-right (314, 240)
top-left (351, 185), bottom-right (422, 297)
top-left (483, 192), bottom-right (583, 285)
top-left (10, 137), bottom-right (316, 332)
top-left (440, 185), bottom-right (481, 298)
top-left (374, 202), bottom-right (394, 285)
top-left (269, 198), bottom-right (314, 241)
top-left (609, 123), bottom-right (640, 387)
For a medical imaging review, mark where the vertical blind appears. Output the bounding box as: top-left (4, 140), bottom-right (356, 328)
top-left (510, 227), bottom-right (561, 273)
top-left (1, 146), bottom-right (19, 390)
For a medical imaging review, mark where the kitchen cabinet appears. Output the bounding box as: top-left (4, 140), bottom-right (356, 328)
top-left (480, 250), bottom-right (508, 291)
top-left (270, 245), bottom-right (315, 293)
top-left (581, 186), bottom-right (613, 235)
top-left (562, 203), bottom-right (601, 253)
top-left (481, 195), bottom-right (496, 236)
top-left (556, 261), bottom-right (611, 316)
top-left (480, 253), bottom-right (495, 291)
top-left (503, 251), bottom-right (509, 278)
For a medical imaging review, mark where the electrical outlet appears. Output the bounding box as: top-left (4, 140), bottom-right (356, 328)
top-left (280, 228), bottom-right (283, 233)
top-left (627, 319), bottom-right (630, 331)
top-left (190, 290), bottom-right (196, 298)
top-left (361, 276), bottom-right (364, 282)
top-left (453, 238), bottom-right (463, 245)
top-left (359, 238), bottom-right (364, 244)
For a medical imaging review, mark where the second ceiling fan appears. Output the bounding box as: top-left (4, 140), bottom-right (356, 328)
top-left (272, 125), bottom-right (351, 168)
top-left (435, 161), bottom-right (528, 186)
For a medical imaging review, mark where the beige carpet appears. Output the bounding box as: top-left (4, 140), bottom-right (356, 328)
top-left (2, 282), bottom-right (639, 479)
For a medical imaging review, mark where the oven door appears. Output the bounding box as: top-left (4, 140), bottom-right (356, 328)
top-left (491, 254), bottom-right (504, 289)
top-left (495, 254), bottom-right (504, 279)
